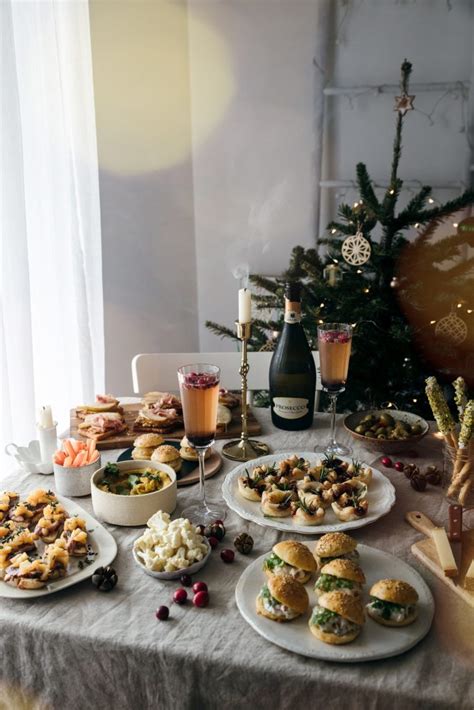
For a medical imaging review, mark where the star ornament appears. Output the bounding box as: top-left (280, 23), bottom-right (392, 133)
top-left (394, 92), bottom-right (415, 116)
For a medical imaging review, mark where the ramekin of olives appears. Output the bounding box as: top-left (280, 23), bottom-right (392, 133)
top-left (343, 409), bottom-right (429, 453)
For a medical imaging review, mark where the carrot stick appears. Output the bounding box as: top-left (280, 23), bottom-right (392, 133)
top-left (64, 455), bottom-right (73, 467)
top-left (73, 451), bottom-right (87, 467)
top-left (54, 450), bottom-right (66, 465)
top-left (63, 439), bottom-right (76, 459)
top-left (87, 439), bottom-right (96, 457)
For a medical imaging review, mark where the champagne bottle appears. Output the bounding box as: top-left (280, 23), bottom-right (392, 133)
top-left (269, 281), bottom-right (316, 430)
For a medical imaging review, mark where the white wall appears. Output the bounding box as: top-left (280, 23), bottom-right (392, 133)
top-left (89, 0), bottom-right (199, 392)
top-left (89, 0), bottom-right (473, 389)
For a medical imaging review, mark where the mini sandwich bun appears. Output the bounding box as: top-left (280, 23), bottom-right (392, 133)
top-left (179, 437), bottom-right (210, 462)
top-left (151, 445), bottom-right (182, 472)
top-left (273, 540), bottom-right (316, 574)
top-left (314, 532), bottom-right (357, 568)
top-left (369, 579), bottom-right (418, 606)
top-left (268, 573), bottom-right (309, 614)
top-left (134, 433), bottom-right (164, 449)
top-left (320, 558), bottom-right (366, 585)
top-left (131, 447), bottom-right (155, 461)
top-left (309, 591), bottom-right (364, 645)
top-left (367, 579), bottom-right (418, 627)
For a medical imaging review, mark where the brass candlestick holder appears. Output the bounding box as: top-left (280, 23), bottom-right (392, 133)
top-left (222, 321), bottom-right (270, 462)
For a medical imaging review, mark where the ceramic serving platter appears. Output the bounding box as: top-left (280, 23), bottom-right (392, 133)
top-left (0, 495), bottom-right (117, 598)
top-left (235, 542), bottom-right (434, 663)
top-left (222, 452), bottom-right (396, 534)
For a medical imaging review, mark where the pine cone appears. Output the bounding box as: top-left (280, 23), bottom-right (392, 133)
top-left (234, 532), bottom-right (254, 555)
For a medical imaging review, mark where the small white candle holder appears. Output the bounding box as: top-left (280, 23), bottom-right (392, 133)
top-left (37, 422), bottom-right (58, 474)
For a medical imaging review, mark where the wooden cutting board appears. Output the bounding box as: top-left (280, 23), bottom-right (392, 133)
top-left (70, 403), bottom-right (262, 450)
top-left (406, 510), bottom-right (474, 608)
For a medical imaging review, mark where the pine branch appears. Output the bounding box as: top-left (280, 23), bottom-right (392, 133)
top-left (396, 190), bottom-right (474, 230)
top-left (205, 321), bottom-right (239, 342)
top-left (249, 274), bottom-right (281, 294)
top-left (396, 186), bottom-right (432, 227)
top-left (355, 163), bottom-right (380, 215)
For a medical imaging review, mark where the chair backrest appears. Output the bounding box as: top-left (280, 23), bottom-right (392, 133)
top-left (132, 351), bottom-right (321, 395)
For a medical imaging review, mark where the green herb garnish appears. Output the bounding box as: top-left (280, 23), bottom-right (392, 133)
top-left (315, 573), bottom-right (354, 592)
top-left (263, 552), bottom-right (285, 571)
top-left (369, 597), bottom-right (405, 620)
top-left (104, 463), bottom-right (120, 477)
top-left (311, 607), bottom-right (338, 625)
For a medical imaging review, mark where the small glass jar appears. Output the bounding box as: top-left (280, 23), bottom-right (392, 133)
top-left (443, 442), bottom-right (474, 507)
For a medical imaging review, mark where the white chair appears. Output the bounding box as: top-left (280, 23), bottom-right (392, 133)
top-left (131, 352), bottom-right (321, 410)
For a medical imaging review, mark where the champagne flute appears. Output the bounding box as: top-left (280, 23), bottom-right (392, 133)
top-left (177, 364), bottom-right (225, 524)
top-left (314, 323), bottom-right (352, 456)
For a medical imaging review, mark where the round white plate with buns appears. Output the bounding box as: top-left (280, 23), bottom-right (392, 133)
top-left (222, 452), bottom-right (396, 534)
top-left (235, 540), bottom-right (434, 662)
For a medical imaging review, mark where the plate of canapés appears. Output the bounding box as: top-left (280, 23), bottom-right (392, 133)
top-left (235, 533), bottom-right (434, 662)
top-left (344, 410), bottom-right (429, 453)
top-left (0, 488), bottom-right (117, 598)
top-left (222, 452), bottom-right (396, 534)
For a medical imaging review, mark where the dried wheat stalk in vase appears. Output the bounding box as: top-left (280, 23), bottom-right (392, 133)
top-left (425, 377), bottom-right (458, 447)
top-left (453, 377), bottom-right (467, 426)
top-left (447, 402), bottom-right (473, 501)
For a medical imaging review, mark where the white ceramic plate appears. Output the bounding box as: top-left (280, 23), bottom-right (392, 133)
top-left (0, 495), bottom-right (117, 598)
top-left (133, 536), bottom-right (211, 580)
top-left (222, 452), bottom-right (396, 534)
top-left (235, 541), bottom-right (434, 662)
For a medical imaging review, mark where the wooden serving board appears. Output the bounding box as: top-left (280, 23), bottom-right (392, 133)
top-left (70, 403), bottom-right (262, 451)
top-left (406, 510), bottom-right (474, 608)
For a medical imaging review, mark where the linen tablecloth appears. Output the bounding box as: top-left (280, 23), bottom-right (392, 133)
top-left (1, 412), bottom-right (473, 710)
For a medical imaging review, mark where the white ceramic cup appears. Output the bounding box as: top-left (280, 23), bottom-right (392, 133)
top-left (54, 456), bottom-right (102, 497)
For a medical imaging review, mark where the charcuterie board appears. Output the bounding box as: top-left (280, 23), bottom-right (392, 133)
top-left (70, 403), bottom-right (262, 450)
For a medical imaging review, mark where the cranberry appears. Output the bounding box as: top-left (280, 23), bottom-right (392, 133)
top-left (193, 591), bottom-right (209, 608)
top-left (156, 605), bottom-right (169, 620)
top-left (220, 549), bottom-right (235, 564)
top-left (208, 536), bottom-right (219, 549)
top-left (381, 456), bottom-right (393, 468)
top-left (173, 588), bottom-right (188, 605)
top-left (394, 461), bottom-right (404, 472)
top-left (192, 581), bottom-right (208, 594)
top-left (180, 574), bottom-right (192, 587)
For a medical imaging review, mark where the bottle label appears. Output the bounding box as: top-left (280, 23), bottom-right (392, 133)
top-left (284, 300), bottom-right (301, 324)
top-left (273, 397), bottom-right (309, 419)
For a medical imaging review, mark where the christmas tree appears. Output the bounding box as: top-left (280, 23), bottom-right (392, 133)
top-left (206, 60), bottom-right (474, 416)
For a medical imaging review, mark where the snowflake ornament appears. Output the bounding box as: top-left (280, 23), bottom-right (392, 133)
top-left (341, 232), bottom-right (371, 266)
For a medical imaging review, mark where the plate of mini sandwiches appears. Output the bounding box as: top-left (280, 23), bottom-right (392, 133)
top-left (222, 452), bottom-right (396, 534)
top-left (235, 533), bottom-right (434, 662)
top-left (0, 488), bottom-right (117, 598)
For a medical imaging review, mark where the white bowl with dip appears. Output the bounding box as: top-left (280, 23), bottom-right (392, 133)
top-left (91, 460), bottom-right (177, 526)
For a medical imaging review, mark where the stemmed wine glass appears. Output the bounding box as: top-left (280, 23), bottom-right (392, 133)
top-left (177, 364), bottom-right (225, 525)
top-left (314, 323), bottom-right (353, 456)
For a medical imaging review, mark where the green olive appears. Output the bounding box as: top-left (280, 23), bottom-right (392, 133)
top-left (375, 427), bottom-right (387, 436)
top-left (362, 414), bottom-right (376, 424)
top-left (411, 424), bottom-right (422, 435)
top-left (364, 431), bottom-right (375, 438)
top-left (379, 413), bottom-right (395, 427)
top-left (355, 425), bottom-right (366, 434)
top-left (377, 434), bottom-right (387, 439)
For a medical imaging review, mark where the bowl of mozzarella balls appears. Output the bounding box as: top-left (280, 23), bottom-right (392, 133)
top-left (133, 511), bottom-right (211, 580)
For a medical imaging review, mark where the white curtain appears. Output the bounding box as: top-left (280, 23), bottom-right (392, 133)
top-left (0, 0), bottom-right (104, 463)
